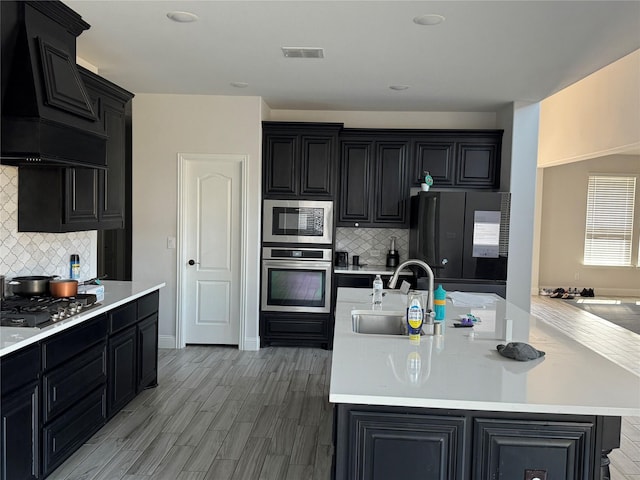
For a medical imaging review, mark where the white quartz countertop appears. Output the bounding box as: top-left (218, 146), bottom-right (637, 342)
top-left (334, 264), bottom-right (411, 275)
top-left (0, 280), bottom-right (165, 357)
top-left (330, 287), bottom-right (640, 416)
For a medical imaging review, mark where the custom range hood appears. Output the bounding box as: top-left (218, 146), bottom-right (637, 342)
top-left (1, 1), bottom-right (106, 169)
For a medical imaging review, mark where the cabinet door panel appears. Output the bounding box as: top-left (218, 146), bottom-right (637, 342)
top-left (138, 313), bottom-right (159, 391)
top-left (456, 142), bottom-right (499, 188)
top-left (43, 343), bottom-right (107, 423)
top-left (374, 142), bottom-right (408, 224)
top-left (339, 142), bottom-right (371, 223)
top-left (300, 135), bottom-right (334, 196)
top-left (264, 135), bottom-right (298, 196)
top-left (100, 102), bottom-right (126, 225)
top-left (64, 167), bottom-right (99, 225)
top-left (42, 386), bottom-right (107, 477)
top-left (413, 140), bottom-right (455, 186)
top-left (473, 418), bottom-right (593, 480)
top-left (0, 383), bottom-right (39, 480)
top-left (346, 410), bottom-right (466, 480)
top-left (108, 326), bottom-right (137, 415)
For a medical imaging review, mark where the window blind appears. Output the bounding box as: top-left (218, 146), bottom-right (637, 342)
top-left (584, 175), bottom-right (636, 266)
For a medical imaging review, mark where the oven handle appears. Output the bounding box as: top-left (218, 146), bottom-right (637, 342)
top-left (262, 260), bottom-right (332, 269)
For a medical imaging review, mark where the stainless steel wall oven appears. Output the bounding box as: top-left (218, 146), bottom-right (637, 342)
top-left (261, 247), bottom-right (332, 313)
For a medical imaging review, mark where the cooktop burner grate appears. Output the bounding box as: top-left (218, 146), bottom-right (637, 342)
top-left (0, 294), bottom-right (99, 328)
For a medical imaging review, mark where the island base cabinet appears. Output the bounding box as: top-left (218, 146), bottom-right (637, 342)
top-left (334, 404), bottom-right (621, 480)
top-left (473, 418), bottom-right (594, 480)
top-left (138, 312), bottom-right (159, 391)
top-left (335, 407), bottom-right (466, 480)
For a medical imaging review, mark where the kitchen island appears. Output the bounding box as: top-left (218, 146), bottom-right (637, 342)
top-left (330, 287), bottom-right (640, 480)
top-left (1, 280), bottom-right (164, 479)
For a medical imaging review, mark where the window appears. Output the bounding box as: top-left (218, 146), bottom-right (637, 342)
top-left (584, 175), bottom-right (636, 266)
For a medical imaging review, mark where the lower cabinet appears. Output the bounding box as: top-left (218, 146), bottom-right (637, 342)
top-left (1, 382), bottom-right (39, 480)
top-left (260, 312), bottom-right (333, 349)
top-left (0, 290), bottom-right (160, 479)
top-left (334, 404), bottom-right (613, 480)
top-left (0, 345), bottom-right (40, 480)
top-left (138, 312), bottom-right (159, 391)
top-left (108, 326), bottom-right (137, 417)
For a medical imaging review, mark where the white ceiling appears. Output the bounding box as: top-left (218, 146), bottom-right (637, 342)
top-left (64, 1), bottom-right (640, 112)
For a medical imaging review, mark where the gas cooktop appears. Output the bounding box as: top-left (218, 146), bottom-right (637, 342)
top-left (0, 294), bottom-right (99, 328)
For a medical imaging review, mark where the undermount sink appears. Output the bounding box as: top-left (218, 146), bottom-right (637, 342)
top-left (351, 310), bottom-right (407, 335)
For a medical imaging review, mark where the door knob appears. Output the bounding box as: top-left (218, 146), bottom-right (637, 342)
top-left (188, 259), bottom-right (199, 266)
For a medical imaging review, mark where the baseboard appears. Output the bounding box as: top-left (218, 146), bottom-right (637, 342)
top-left (159, 335), bottom-right (176, 349)
top-left (242, 336), bottom-right (260, 351)
top-left (537, 287), bottom-right (640, 298)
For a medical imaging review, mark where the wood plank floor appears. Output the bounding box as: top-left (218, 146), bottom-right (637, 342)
top-left (47, 297), bottom-right (639, 480)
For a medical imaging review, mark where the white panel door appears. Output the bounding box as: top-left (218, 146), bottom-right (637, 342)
top-left (184, 156), bottom-right (241, 345)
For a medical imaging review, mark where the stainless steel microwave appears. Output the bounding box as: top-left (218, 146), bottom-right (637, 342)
top-left (262, 199), bottom-right (333, 244)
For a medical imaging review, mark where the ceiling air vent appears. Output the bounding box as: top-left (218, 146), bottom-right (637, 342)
top-left (281, 47), bottom-right (324, 59)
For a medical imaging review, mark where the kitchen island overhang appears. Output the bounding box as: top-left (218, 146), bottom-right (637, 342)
top-left (330, 287), bottom-right (640, 480)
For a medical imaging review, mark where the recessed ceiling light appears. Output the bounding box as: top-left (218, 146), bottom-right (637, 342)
top-left (166, 11), bottom-right (199, 23)
top-left (230, 82), bottom-right (249, 88)
top-left (413, 14), bottom-right (445, 26)
top-left (389, 85), bottom-right (410, 91)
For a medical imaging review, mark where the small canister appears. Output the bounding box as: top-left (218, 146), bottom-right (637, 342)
top-left (70, 254), bottom-right (80, 280)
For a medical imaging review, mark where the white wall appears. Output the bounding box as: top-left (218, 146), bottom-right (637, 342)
top-left (499, 102), bottom-right (540, 312)
top-left (132, 94), bottom-right (263, 349)
top-left (538, 155), bottom-right (640, 296)
top-left (538, 49), bottom-right (640, 167)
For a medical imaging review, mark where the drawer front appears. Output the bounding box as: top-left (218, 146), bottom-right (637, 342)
top-left (42, 385), bottom-right (107, 477)
top-left (137, 290), bottom-right (159, 320)
top-left (109, 301), bottom-right (137, 333)
top-left (42, 314), bottom-right (108, 371)
top-left (265, 318), bottom-right (328, 338)
top-left (43, 344), bottom-right (107, 423)
top-left (1, 344), bottom-right (40, 395)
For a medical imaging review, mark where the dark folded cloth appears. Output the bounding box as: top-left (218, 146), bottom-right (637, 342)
top-left (496, 342), bottom-right (545, 361)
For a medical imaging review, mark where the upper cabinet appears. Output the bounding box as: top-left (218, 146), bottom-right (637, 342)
top-left (262, 122), bottom-right (342, 199)
top-left (17, 70), bottom-right (133, 232)
top-left (411, 131), bottom-right (502, 189)
top-left (338, 133), bottom-right (409, 227)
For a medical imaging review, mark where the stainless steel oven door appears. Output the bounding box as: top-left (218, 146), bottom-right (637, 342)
top-left (263, 199), bottom-right (333, 244)
top-left (261, 259), bottom-right (332, 313)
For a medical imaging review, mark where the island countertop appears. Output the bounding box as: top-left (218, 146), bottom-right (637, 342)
top-left (329, 287), bottom-right (640, 416)
top-left (0, 280), bottom-right (165, 357)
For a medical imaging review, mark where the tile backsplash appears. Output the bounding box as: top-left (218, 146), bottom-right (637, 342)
top-left (1, 166), bottom-right (96, 280)
top-left (335, 227), bottom-right (409, 266)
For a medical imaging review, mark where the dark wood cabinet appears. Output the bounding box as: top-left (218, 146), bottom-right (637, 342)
top-left (41, 315), bottom-right (108, 477)
top-left (260, 312), bottom-right (332, 349)
top-left (338, 135), bottom-right (409, 227)
top-left (262, 122), bottom-right (341, 199)
top-left (336, 407), bottom-right (466, 480)
top-left (473, 418), bottom-right (594, 480)
top-left (137, 291), bottom-right (159, 391)
top-left (411, 131), bottom-right (502, 189)
top-left (334, 404), bottom-right (611, 480)
top-left (0, 291), bottom-right (160, 479)
top-left (108, 326), bottom-right (137, 417)
top-left (0, 345), bottom-right (40, 480)
top-left (16, 69), bottom-right (133, 233)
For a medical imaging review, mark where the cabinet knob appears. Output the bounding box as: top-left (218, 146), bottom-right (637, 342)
top-left (354, 223), bottom-right (359, 227)
top-left (441, 258), bottom-right (448, 265)
top-left (188, 259), bottom-right (199, 266)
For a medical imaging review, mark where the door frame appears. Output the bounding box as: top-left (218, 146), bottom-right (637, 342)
top-left (176, 153), bottom-right (249, 350)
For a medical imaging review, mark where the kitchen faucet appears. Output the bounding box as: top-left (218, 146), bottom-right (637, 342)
top-left (387, 259), bottom-right (435, 313)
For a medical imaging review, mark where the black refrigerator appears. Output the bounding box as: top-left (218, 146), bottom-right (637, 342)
top-left (409, 191), bottom-right (510, 296)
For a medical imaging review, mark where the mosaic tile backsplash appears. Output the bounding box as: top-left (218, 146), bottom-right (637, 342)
top-left (335, 227), bottom-right (409, 266)
top-left (1, 166), bottom-right (96, 281)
